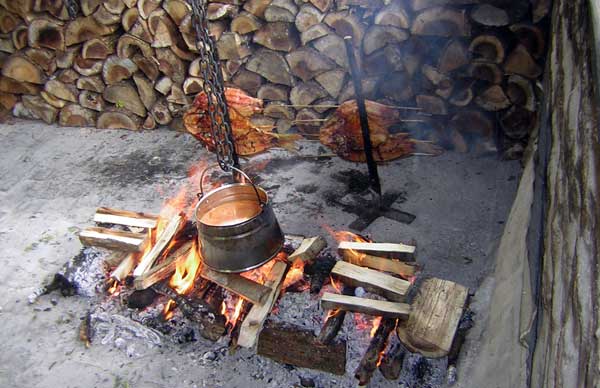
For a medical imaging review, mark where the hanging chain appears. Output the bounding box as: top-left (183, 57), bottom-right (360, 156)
top-left (189, 0), bottom-right (239, 172)
top-left (64, 0), bottom-right (79, 19)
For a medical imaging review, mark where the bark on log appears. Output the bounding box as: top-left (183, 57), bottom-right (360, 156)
top-left (183, 77), bottom-right (203, 95)
top-left (80, 0), bottom-right (102, 16)
top-left (92, 4), bottom-right (122, 25)
top-left (138, 0), bottom-right (161, 19)
top-left (103, 82), bottom-right (146, 117)
top-left (103, 55), bottom-right (138, 85)
top-left (58, 104), bottom-right (96, 127)
top-left (28, 18), bottom-right (65, 51)
top-left (82, 38), bottom-right (113, 60)
top-left (122, 7), bottom-right (139, 31)
top-left (73, 57), bottom-right (103, 76)
top-left (117, 34), bottom-right (153, 59)
top-left (2, 55), bottom-right (45, 84)
top-left (506, 74), bottom-right (536, 111)
top-left (469, 34), bottom-right (505, 63)
top-left (264, 102), bottom-right (295, 119)
top-left (11, 25), bottom-right (28, 50)
top-left (162, 0), bottom-right (190, 25)
top-left (355, 318), bottom-right (396, 385)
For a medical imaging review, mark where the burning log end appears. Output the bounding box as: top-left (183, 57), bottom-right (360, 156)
top-left (354, 317), bottom-right (396, 385)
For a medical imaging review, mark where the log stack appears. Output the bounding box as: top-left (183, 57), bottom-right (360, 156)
top-left (0, 0), bottom-right (549, 159)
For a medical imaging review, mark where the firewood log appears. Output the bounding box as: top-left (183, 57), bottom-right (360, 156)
top-left (33, 1), bottom-right (67, 18)
top-left (312, 34), bottom-right (347, 67)
top-left (12, 101), bottom-right (37, 119)
top-left (504, 44), bottom-right (542, 79)
top-left (374, 2), bottom-right (410, 29)
top-left (295, 4), bottom-right (323, 32)
top-left (0, 8), bottom-right (23, 34)
top-left (363, 25), bottom-right (409, 55)
top-left (309, 0), bottom-right (332, 13)
top-left (264, 102), bottom-right (295, 120)
top-left (315, 68), bottom-right (345, 98)
top-left (97, 109), bottom-right (141, 130)
top-left (0, 37), bottom-right (14, 54)
top-left (257, 84), bottom-right (289, 101)
top-left (65, 16), bottom-right (118, 46)
top-left (207, 3), bottom-right (238, 20)
top-left (58, 104), bottom-right (96, 127)
top-left (0, 1), bottom-right (33, 18)
top-left (253, 21), bottom-right (299, 52)
top-left (470, 4), bottom-right (509, 26)
top-left (449, 110), bottom-right (494, 139)
top-left (295, 108), bottom-right (322, 133)
top-left (2, 54), bottom-right (45, 84)
top-left (337, 0), bottom-right (383, 10)
top-left (117, 34), bottom-right (153, 59)
top-left (27, 18), bottom-right (65, 51)
top-left (22, 95), bottom-right (58, 124)
top-left (55, 46), bottom-right (77, 69)
top-left (381, 45), bottom-right (405, 73)
top-left (154, 76), bottom-right (173, 95)
top-left (122, 7), bottom-right (139, 31)
top-left (82, 38), bottom-right (114, 60)
top-left (138, 0), bottom-right (161, 19)
top-left (45, 79), bottom-right (78, 102)
top-left (0, 76), bottom-right (41, 94)
top-left (40, 91), bottom-right (67, 109)
top-left (411, 7), bottom-right (470, 37)
top-left (231, 11), bottom-right (263, 34)
top-left (25, 48), bottom-right (56, 75)
top-left (150, 99), bottom-right (172, 125)
top-left (216, 32), bottom-right (252, 60)
top-left (475, 85), bottom-right (511, 111)
top-left (469, 62), bottom-right (503, 84)
top-left (231, 69), bottom-right (263, 96)
top-left (300, 23), bottom-right (332, 45)
top-left (378, 336), bottom-right (407, 380)
top-left (133, 54), bottom-right (159, 81)
top-left (506, 74), bottom-right (535, 111)
top-left (11, 25), bottom-right (28, 50)
top-left (182, 77), bottom-right (203, 95)
top-left (290, 80), bottom-right (327, 106)
top-left (73, 57), bottom-right (103, 76)
top-left (103, 82), bottom-right (146, 117)
top-left (264, 0), bottom-right (298, 23)
top-left (246, 48), bottom-right (295, 86)
top-left (142, 114), bottom-right (156, 129)
top-left (155, 48), bottom-right (186, 84)
top-left (103, 0), bottom-right (126, 15)
top-left (78, 90), bottom-right (105, 111)
top-left (469, 34), bottom-right (505, 63)
top-left (286, 46), bottom-right (335, 82)
top-left (122, 0), bottom-right (137, 7)
top-left (438, 39), bottom-right (469, 73)
top-left (133, 73), bottom-right (157, 110)
top-left (80, 0), bottom-right (102, 16)
top-left (166, 84), bottom-right (188, 105)
top-left (242, 0), bottom-right (269, 18)
top-left (499, 105), bottom-right (536, 140)
top-left (162, 0), bottom-right (189, 25)
top-left (416, 95), bottom-right (447, 115)
top-left (92, 4), bottom-right (122, 25)
top-left (324, 11), bottom-right (365, 44)
top-left (76, 76), bottom-right (105, 93)
top-left (57, 68), bottom-right (79, 84)
top-left (509, 23), bottom-right (545, 59)
top-left (102, 55), bottom-right (138, 85)
top-left (355, 318), bottom-right (396, 385)
top-left (448, 82), bottom-right (474, 107)
top-left (0, 92), bottom-right (17, 110)
top-left (129, 18), bottom-right (153, 43)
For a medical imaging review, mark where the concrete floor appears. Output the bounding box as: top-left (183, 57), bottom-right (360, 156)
top-left (0, 121), bottom-right (521, 388)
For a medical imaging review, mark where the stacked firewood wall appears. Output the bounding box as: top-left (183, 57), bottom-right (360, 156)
top-left (0, 0), bottom-right (549, 158)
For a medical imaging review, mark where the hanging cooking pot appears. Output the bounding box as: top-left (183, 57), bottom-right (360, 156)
top-left (194, 165), bottom-right (284, 273)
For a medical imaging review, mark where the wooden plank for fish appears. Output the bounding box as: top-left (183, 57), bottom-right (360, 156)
top-left (79, 226), bottom-right (147, 252)
top-left (321, 292), bottom-right (411, 319)
top-left (200, 267), bottom-right (271, 305)
top-left (237, 261), bottom-right (288, 348)
top-left (396, 277), bottom-right (468, 358)
top-left (331, 261), bottom-right (411, 302)
top-left (338, 241), bottom-right (416, 261)
top-left (287, 236), bottom-right (327, 263)
top-left (94, 207), bottom-right (159, 229)
top-left (133, 214), bottom-right (185, 277)
top-left (133, 241), bottom-right (193, 290)
top-left (110, 252), bottom-right (136, 282)
top-left (340, 249), bottom-right (418, 278)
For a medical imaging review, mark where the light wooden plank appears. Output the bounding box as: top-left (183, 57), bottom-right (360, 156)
top-left (321, 292), bottom-right (411, 319)
top-left (338, 241), bottom-right (415, 261)
top-left (287, 236), bottom-right (327, 263)
top-left (201, 266), bottom-right (271, 305)
top-left (94, 207), bottom-right (159, 229)
top-left (110, 252), bottom-right (136, 282)
top-left (396, 277), bottom-right (468, 357)
top-left (340, 250), bottom-right (418, 277)
top-left (133, 241), bottom-right (193, 290)
top-left (79, 226), bottom-right (147, 252)
top-left (133, 214), bottom-right (185, 277)
top-left (237, 261), bottom-right (288, 348)
top-left (331, 261), bottom-right (411, 302)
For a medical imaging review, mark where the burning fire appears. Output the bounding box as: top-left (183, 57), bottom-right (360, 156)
top-left (107, 279), bottom-right (119, 295)
top-left (163, 299), bottom-right (176, 321)
top-left (370, 316), bottom-right (382, 337)
top-left (281, 259), bottom-right (305, 290)
top-left (169, 241), bottom-right (201, 295)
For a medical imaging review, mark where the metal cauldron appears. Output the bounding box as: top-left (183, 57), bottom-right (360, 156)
top-left (194, 165), bottom-right (284, 273)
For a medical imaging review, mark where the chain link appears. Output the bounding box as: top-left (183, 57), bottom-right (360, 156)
top-left (189, 0), bottom-right (239, 172)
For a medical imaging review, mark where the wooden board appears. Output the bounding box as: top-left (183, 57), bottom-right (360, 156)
top-left (321, 292), bottom-right (410, 319)
top-left (287, 236), bottom-right (327, 263)
top-left (396, 277), bottom-right (468, 358)
top-left (236, 261), bottom-right (288, 348)
top-left (200, 266), bottom-right (271, 305)
top-left (133, 214), bottom-right (185, 277)
top-left (94, 207), bottom-right (159, 229)
top-left (257, 321), bottom-right (346, 375)
top-left (340, 250), bottom-right (418, 278)
top-left (338, 241), bottom-right (416, 261)
top-left (79, 226), bottom-right (147, 252)
top-left (331, 261), bottom-right (411, 302)
top-left (133, 241), bottom-right (192, 290)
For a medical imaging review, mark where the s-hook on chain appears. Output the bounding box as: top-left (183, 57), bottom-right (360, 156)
top-left (189, 0), bottom-right (240, 173)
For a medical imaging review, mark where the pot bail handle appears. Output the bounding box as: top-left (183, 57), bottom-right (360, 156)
top-left (198, 163), bottom-right (264, 206)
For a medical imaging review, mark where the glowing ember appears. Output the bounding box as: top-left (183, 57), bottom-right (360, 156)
top-left (370, 317), bottom-right (382, 337)
top-left (325, 308), bottom-right (340, 320)
top-left (281, 260), bottom-right (305, 290)
top-left (163, 299), bottom-right (176, 320)
top-left (169, 241), bottom-right (201, 294)
top-left (221, 295), bottom-right (245, 328)
top-left (107, 279), bottom-right (119, 295)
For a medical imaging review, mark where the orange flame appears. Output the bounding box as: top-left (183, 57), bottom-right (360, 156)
top-left (370, 316), bottom-right (382, 337)
top-left (107, 279), bottom-right (119, 295)
top-left (330, 275), bottom-right (342, 293)
top-left (282, 260), bottom-right (305, 290)
top-left (325, 308), bottom-right (340, 320)
top-left (169, 242), bottom-right (201, 294)
top-left (221, 296), bottom-right (245, 328)
top-left (163, 299), bottom-right (176, 320)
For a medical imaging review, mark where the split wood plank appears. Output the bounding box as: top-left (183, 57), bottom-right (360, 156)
top-left (340, 250), bottom-right (418, 277)
top-left (79, 226), bottom-right (148, 252)
top-left (338, 241), bottom-right (416, 261)
top-left (287, 236), bottom-right (327, 263)
top-left (237, 260), bottom-right (288, 348)
top-left (396, 277), bottom-right (468, 358)
top-left (331, 261), bottom-right (411, 302)
top-left (257, 321), bottom-right (346, 375)
top-left (94, 207), bottom-right (159, 229)
top-left (321, 292), bottom-right (411, 319)
top-left (133, 214), bottom-right (185, 277)
top-left (200, 266), bottom-right (271, 305)
top-left (133, 241), bottom-right (193, 290)
top-left (110, 252), bottom-right (136, 282)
